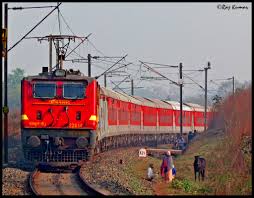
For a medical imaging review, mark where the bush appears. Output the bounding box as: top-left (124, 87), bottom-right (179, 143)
top-left (172, 179), bottom-right (195, 193)
top-left (172, 179), bottom-right (182, 189)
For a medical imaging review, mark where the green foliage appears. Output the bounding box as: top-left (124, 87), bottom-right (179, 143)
top-left (197, 186), bottom-right (212, 194)
top-left (172, 179), bottom-right (194, 192)
top-left (172, 178), bottom-right (212, 194)
top-left (8, 68), bottom-right (25, 88)
top-left (182, 179), bottom-right (193, 192)
top-left (172, 179), bottom-right (183, 189)
top-left (4, 68), bottom-right (25, 109)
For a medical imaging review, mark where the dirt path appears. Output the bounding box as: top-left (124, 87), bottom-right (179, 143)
top-left (152, 180), bottom-right (169, 195)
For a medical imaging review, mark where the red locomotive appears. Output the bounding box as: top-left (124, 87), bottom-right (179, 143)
top-left (21, 67), bottom-right (213, 166)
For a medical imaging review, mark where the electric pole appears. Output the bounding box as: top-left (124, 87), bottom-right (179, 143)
top-left (131, 79), bottom-right (134, 96)
top-left (204, 62), bottom-right (211, 131)
top-left (232, 76), bottom-right (234, 95)
top-left (88, 53), bottom-right (91, 77)
top-left (56, 40), bottom-right (59, 69)
top-left (3, 3), bottom-right (9, 165)
top-left (49, 36), bottom-right (52, 72)
top-left (179, 63), bottom-right (183, 136)
top-left (104, 74), bottom-right (107, 87)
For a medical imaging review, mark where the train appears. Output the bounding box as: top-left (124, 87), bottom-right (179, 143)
top-left (21, 67), bottom-right (213, 166)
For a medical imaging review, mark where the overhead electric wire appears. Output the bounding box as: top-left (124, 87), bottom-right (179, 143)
top-left (57, 2), bottom-right (62, 36)
top-left (8, 5), bottom-right (57, 10)
top-left (210, 78), bottom-right (233, 81)
top-left (8, 2), bottom-right (62, 52)
top-left (57, 9), bottom-right (93, 60)
top-left (92, 58), bottom-right (129, 67)
top-left (141, 61), bottom-right (178, 68)
top-left (112, 75), bottom-right (130, 90)
top-left (95, 55), bottom-right (128, 79)
top-left (65, 33), bottom-right (92, 58)
top-left (210, 80), bottom-right (229, 93)
top-left (139, 61), bottom-right (179, 86)
top-left (58, 9), bottom-right (76, 35)
top-left (182, 73), bottom-right (205, 90)
top-left (111, 80), bottom-right (128, 95)
top-left (87, 39), bottom-right (106, 56)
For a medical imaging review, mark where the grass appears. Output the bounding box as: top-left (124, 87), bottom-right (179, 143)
top-left (126, 125), bottom-right (251, 195)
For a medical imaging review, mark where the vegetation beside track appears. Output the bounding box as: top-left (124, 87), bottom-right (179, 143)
top-left (128, 86), bottom-right (251, 195)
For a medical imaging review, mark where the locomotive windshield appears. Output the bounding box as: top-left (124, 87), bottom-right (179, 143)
top-left (63, 83), bottom-right (85, 99)
top-left (33, 83), bottom-right (56, 98)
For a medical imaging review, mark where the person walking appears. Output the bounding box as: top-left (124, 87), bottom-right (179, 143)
top-left (160, 151), bottom-right (174, 183)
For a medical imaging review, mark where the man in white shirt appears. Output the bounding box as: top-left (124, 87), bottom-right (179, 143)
top-left (147, 164), bottom-right (154, 181)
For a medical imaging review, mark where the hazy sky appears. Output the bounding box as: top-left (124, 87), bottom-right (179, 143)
top-left (2, 2), bottom-right (252, 97)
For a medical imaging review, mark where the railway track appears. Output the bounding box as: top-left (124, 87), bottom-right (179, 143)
top-left (29, 167), bottom-right (108, 195)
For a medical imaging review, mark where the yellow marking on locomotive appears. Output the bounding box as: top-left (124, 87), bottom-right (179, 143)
top-left (32, 102), bottom-right (82, 106)
top-left (21, 114), bottom-right (29, 120)
top-left (69, 123), bottom-right (82, 128)
top-left (29, 121), bottom-right (46, 127)
top-left (50, 100), bottom-right (70, 105)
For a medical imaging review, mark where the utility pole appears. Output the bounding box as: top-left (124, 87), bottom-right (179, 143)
top-left (56, 40), bottom-right (59, 69)
top-left (104, 74), bottom-right (107, 87)
top-left (49, 36), bottom-right (52, 72)
top-left (131, 79), bottom-right (134, 96)
top-left (204, 62), bottom-right (211, 131)
top-left (88, 53), bottom-right (91, 77)
top-left (232, 76), bottom-right (234, 95)
top-left (3, 3), bottom-right (9, 165)
top-left (179, 63), bottom-right (183, 136)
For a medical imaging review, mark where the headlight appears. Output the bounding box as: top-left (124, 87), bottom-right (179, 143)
top-left (76, 136), bottom-right (88, 148)
top-left (27, 136), bottom-right (41, 147)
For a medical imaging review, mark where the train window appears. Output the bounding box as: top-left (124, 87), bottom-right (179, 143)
top-left (63, 83), bottom-right (85, 99)
top-left (33, 83), bottom-right (56, 99)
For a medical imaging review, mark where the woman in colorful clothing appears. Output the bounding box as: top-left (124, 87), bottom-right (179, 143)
top-left (160, 151), bottom-right (174, 183)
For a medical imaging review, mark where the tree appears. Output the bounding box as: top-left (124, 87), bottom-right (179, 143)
top-left (212, 95), bottom-right (222, 108)
top-left (8, 68), bottom-right (25, 88)
top-left (6, 68), bottom-right (25, 109)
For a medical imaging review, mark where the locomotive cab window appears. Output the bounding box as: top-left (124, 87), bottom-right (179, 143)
top-left (63, 83), bottom-right (86, 99)
top-left (33, 83), bottom-right (56, 99)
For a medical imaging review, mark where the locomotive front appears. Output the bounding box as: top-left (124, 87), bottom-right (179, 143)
top-left (21, 68), bottom-right (99, 165)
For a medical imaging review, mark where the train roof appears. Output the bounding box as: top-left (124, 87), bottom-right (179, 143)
top-left (132, 96), bottom-right (158, 108)
top-left (184, 102), bottom-right (205, 112)
top-left (114, 91), bottom-right (143, 105)
top-left (100, 87), bottom-right (128, 102)
top-left (163, 100), bottom-right (192, 111)
top-left (100, 88), bottom-right (207, 111)
top-left (23, 71), bottom-right (95, 83)
top-left (100, 87), bottom-right (143, 105)
top-left (148, 98), bottom-right (173, 109)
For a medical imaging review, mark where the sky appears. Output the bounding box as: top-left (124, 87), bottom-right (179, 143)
top-left (2, 2), bottom-right (252, 98)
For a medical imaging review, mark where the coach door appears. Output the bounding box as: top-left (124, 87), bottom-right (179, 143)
top-left (99, 97), bottom-right (108, 139)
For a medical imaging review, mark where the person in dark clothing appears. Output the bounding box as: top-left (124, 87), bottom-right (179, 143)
top-left (188, 131), bottom-right (193, 142)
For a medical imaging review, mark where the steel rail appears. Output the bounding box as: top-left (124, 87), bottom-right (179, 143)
top-left (29, 168), bottom-right (110, 195)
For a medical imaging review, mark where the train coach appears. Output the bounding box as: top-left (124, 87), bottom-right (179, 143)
top-left (21, 68), bottom-right (212, 165)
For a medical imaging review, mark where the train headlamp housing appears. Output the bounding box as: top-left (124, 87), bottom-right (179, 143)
top-left (54, 69), bottom-right (66, 77)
